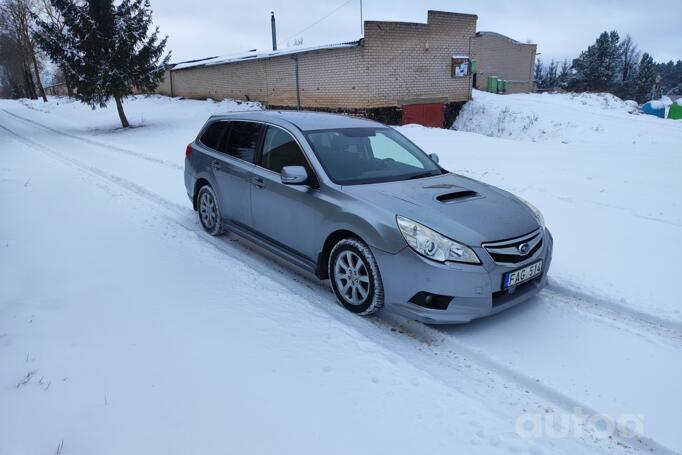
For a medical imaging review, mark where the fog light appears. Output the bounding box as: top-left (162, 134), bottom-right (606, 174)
top-left (409, 292), bottom-right (453, 310)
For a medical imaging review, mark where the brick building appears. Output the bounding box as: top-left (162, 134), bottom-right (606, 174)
top-left (158, 10), bottom-right (534, 127)
top-left (471, 32), bottom-right (537, 94)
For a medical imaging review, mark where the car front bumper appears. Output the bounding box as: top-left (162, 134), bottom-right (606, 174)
top-left (371, 228), bottom-right (553, 324)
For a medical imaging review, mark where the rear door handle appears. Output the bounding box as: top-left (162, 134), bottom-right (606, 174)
top-left (211, 160), bottom-right (221, 170)
top-left (252, 176), bottom-right (265, 188)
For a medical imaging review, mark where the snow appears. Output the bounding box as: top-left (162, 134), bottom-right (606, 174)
top-left (453, 89), bottom-right (670, 144)
top-left (1, 93), bottom-right (681, 454)
top-left (476, 31), bottom-right (526, 45)
top-left (173, 41), bottom-right (360, 71)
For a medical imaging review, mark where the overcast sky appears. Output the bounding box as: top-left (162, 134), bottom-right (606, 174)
top-left (153, 0), bottom-right (682, 64)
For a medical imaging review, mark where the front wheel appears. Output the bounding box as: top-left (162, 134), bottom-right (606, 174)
top-left (328, 238), bottom-right (384, 316)
top-left (197, 185), bottom-right (223, 236)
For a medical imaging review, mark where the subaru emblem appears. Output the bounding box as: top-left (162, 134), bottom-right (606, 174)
top-left (518, 243), bottom-right (530, 254)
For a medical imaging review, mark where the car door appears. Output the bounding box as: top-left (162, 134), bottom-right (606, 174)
top-left (250, 124), bottom-right (326, 262)
top-left (212, 120), bottom-right (263, 228)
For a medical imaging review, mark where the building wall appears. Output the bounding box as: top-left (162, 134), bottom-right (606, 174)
top-left (161, 10), bottom-right (477, 110)
top-left (362, 11), bottom-right (476, 106)
top-left (471, 32), bottom-right (536, 92)
top-left (44, 83), bottom-right (69, 96)
top-left (157, 71), bottom-right (172, 96)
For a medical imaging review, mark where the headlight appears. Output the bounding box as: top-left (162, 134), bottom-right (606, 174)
top-left (516, 196), bottom-right (545, 227)
top-left (396, 216), bottom-right (480, 264)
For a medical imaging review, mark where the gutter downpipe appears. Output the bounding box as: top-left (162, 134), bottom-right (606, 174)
top-left (292, 55), bottom-right (301, 111)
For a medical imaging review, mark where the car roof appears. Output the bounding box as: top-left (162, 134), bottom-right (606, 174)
top-left (208, 110), bottom-right (385, 132)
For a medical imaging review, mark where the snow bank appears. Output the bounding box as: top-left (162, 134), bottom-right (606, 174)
top-left (451, 90), bottom-right (678, 145)
top-left (19, 94), bottom-right (263, 132)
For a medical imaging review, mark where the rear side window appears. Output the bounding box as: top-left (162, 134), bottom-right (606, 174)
top-left (220, 121), bottom-right (262, 163)
top-left (199, 121), bottom-right (225, 150)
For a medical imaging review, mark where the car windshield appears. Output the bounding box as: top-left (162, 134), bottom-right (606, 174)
top-left (304, 127), bottom-right (444, 185)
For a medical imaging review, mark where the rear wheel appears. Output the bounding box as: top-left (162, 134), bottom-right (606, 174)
top-left (197, 185), bottom-right (223, 236)
top-left (328, 238), bottom-right (384, 316)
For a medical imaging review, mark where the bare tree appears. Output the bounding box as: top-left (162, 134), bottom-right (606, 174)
top-left (620, 34), bottom-right (640, 83)
top-left (0, 0), bottom-right (47, 101)
top-left (37, 0), bottom-right (71, 95)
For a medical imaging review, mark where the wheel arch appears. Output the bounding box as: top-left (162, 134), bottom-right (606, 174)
top-left (316, 229), bottom-right (366, 279)
top-left (192, 178), bottom-right (211, 210)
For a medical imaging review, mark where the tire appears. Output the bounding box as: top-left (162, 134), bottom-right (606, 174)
top-left (328, 238), bottom-right (384, 316)
top-left (197, 184), bottom-right (224, 236)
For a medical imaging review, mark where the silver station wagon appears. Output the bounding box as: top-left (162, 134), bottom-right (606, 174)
top-left (184, 111), bottom-right (553, 323)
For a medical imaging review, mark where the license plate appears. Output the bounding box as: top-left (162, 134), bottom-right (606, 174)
top-left (503, 260), bottom-right (543, 289)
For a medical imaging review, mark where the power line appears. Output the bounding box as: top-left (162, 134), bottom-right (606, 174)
top-left (284, 0), bottom-right (356, 42)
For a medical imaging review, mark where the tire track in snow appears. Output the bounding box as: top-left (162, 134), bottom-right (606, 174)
top-left (1, 108), bottom-right (183, 171)
top-left (4, 106), bottom-right (680, 342)
top-left (546, 283), bottom-right (682, 342)
top-left (1, 115), bottom-right (676, 455)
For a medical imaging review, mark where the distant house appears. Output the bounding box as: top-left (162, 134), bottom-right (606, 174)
top-left (158, 11), bottom-right (535, 127)
top-left (471, 32), bottom-right (537, 94)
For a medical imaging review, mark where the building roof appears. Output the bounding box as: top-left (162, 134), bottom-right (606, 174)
top-left (209, 110), bottom-right (384, 132)
top-left (173, 40), bottom-right (361, 71)
top-left (475, 31), bottom-right (530, 46)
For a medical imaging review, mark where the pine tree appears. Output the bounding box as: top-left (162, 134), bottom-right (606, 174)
top-left (570, 31), bottom-right (621, 92)
top-left (635, 53), bottom-right (656, 102)
top-left (545, 60), bottom-right (558, 89)
top-left (34, 0), bottom-right (169, 127)
top-left (657, 60), bottom-right (682, 97)
top-left (558, 59), bottom-right (570, 89)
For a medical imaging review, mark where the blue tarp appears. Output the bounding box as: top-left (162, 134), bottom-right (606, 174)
top-left (641, 101), bottom-right (666, 118)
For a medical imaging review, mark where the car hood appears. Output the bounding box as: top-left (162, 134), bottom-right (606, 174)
top-left (342, 173), bottom-right (540, 246)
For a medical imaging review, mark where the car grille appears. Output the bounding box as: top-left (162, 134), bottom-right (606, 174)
top-left (482, 229), bottom-right (543, 265)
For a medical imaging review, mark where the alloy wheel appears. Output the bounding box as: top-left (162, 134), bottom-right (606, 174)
top-left (333, 250), bottom-right (370, 305)
top-left (199, 191), bottom-right (217, 229)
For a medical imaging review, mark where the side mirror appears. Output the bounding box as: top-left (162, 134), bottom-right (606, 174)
top-left (429, 153), bottom-right (440, 164)
top-left (281, 166), bottom-right (308, 185)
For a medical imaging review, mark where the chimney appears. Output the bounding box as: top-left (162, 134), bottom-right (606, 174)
top-left (271, 12), bottom-right (277, 51)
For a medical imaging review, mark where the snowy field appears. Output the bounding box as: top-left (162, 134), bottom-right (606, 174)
top-left (1, 93), bottom-right (681, 455)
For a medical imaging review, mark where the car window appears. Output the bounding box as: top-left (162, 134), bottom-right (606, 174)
top-left (369, 133), bottom-right (423, 168)
top-left (305, 128), bottom-right (441, 185)
top-left (220, 121), bottom-right (262, 162)
top-left (199, 121), bottom-right (225, 150)
top-left (260, 126), bottom-right (309, 173)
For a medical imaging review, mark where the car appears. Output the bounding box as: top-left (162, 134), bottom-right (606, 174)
top-left (184, 111), bottom-right (553, 324)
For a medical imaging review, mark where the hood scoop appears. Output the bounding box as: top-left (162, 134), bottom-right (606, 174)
top-left (435, 190), bottom-right (479, 203)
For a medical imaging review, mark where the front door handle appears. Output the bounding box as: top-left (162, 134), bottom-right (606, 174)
top-left (252, 176), bottom-right (265, 188)
top-left (211, 160), bottom-right (221, 170)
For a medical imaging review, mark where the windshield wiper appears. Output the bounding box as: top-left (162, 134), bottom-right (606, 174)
top-left (406, 171), bottom-right (439, 180)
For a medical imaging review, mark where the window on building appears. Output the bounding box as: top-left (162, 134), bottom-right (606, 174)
top-left (220, 121), bottom-right (262, 162)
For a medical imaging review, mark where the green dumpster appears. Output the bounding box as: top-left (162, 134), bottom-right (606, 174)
top-left (497, 79), bottom-right (506, 94)
top-left (487, 76), bottom-right (498, 93)
top-left (668, 101), bottom-right (682, 120)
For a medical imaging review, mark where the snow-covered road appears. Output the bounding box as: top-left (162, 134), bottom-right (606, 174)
top-left (1, 95), bottom-right (681, 454)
